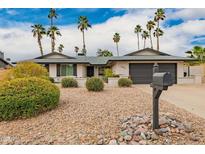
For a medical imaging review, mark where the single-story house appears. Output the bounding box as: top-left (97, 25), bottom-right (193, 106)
top-left (16, 48), bottom-right (198, 85)
top-left (0, 51), bottom-right (12, 69)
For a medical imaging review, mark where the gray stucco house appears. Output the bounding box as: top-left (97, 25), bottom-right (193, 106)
top-left (17, 48), bottom-right (195, 84)
top-left (0, 51), bottom-right (12, 69)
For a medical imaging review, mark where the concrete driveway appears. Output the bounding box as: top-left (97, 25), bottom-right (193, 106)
top-left (135, 84), bottom-right (205, 119)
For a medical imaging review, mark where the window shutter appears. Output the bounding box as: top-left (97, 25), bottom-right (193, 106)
top-left (73, 64), bottom-right (77, 76)
top-left (57, 64), bottom-right (60, 77)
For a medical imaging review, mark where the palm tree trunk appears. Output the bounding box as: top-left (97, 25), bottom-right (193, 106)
top-left (82, 30), bottom-right (86, 50)
top-left (157, 21), bottom-right (159, 51)
top-left (38, 37), bottom-right (43, 56)
top-left (137, 33), bottom-right (140, 50)
top-left (149, 30), bottom-right (153, 49)
top-left (52, 33), bottom-right (55, 52)
top-left (116, 43), bottom-right (119, 56)
top-left (144, 39), bottom-right (146, 49)
top-left (51, 17), bottom-right (53, 27)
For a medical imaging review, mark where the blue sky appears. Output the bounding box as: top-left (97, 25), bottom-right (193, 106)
top-left (0, 8), bottom-right (204, 61)
top-left (0, 8), bottom-right (127, 27)
top-left (0, 8), bottom-right (191, 27)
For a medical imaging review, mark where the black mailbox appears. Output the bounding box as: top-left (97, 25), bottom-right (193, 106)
top-left (152, 72), bottom-right (173, 87)
top-left (150, 66), bottom-right (173, 129)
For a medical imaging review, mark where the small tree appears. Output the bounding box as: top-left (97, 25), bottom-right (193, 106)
top-left (4, 62), bottom-right (49, 81)
top-left (97, 49), bottom-right (113, 57)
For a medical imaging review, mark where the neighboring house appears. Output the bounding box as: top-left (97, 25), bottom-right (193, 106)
top-left (184, 64), bottom-right (205, 84)
top-left (0, 51), bottom-right (12, 69)
top-left (16, 48), bottom-right (195, 84)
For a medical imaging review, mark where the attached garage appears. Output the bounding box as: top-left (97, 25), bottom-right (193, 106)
top-left (129, 63), bottom-right (177, 84)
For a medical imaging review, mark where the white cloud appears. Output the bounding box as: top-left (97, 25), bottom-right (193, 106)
top-left (167, 9), bottom-right (205, 20)
top-left (0, 8), bottom-right (205, 62)
top-left (6, 9), bottom-right (19, 15)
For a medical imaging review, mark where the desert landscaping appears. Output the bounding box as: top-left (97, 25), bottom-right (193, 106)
top-left (0, 86), bottom-right (204, 145)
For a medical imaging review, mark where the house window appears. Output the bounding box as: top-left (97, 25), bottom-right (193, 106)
top-left (60, 64), bottom-right (74, 76)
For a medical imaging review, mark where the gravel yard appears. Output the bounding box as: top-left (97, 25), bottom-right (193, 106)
top-left (0, 87), bottom-right (205, 144)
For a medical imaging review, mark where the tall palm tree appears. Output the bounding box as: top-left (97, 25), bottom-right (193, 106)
top-left (146, 20), bottom-right (156, 49)
top-left (47, 26), bottom-right (62, 52)
top-left (58, 44), bottom-right (64, 53)
top-left (153, 28), bottom-right (164, 48)
top-left (48, 8), bottom-right (58, 27)
top-left (134, 25), bottom-right (142, 50)
top-left (31, 24), bottom-right (46, 56)
top-left (113, 33), bottom-right (120, 56)
top-left (78, 16), bottom-right (91, 55)
top-left (154, 8), bottom-right (165, 50)
top-left (141, 30), bottom-right (149, 49)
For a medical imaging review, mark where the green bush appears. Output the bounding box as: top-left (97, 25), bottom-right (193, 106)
top-left (4, 61), bottom-right (49, 81)
top-left (86, 77), bottom-right (104, 91)
top-left (104, 68), bottom-right (113, 77)
top-left (61, 77), bottom-right (78, 88)
top-left (104, 68), bottom-right (119, 78)
top-left (49, 77), bottom-right (55, 83)
top-left (0, 77), bottom-right (60, 121)
top-left (118, 78), bottom-right (133, 87)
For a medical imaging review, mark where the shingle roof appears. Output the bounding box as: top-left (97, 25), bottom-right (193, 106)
top-left (35, 52), bottom-right (75, 59)
top-left (124, 48), bottom-right (170, 56)
top-left (14, 48), bottom-right (195, 65)
top-left (17, 55), bottom-right (194, 65)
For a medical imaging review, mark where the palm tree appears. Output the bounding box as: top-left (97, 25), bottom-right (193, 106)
top-left (153, 28), bottom-right (164, 48)
top-left (141, 30), bottom-right (149, 49)
top-left (113, 33), bottom-right (120, 56)
top-left (47, 26), bottom-right (62, 52)
top-left (31, 24), bottom-right (46, 56)
top-left (78, 16), bottom-right (91, 55)
top-left (154, 8), bottom-right (165, 50)
top-left (134, 25), bottom-right (142, 50)
top-left (146, 20), bottom-right (156, 49)
top-left (48, 8), bottom-right (58, 27)
top-left (192, 46), bottom-right (205, 62)
top-left (58, 44), bottom-right (64, 53)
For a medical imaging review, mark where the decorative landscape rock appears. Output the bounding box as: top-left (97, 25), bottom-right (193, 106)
top-left (109, 139), bottom-right (118, 145)
top-left (107, 114), bottom-right (203, 145)
top-left (0, 88), bottom-right (204, 145)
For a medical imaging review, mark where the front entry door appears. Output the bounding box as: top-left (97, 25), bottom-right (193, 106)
top-left (87, 66), bottom-right (94, 77)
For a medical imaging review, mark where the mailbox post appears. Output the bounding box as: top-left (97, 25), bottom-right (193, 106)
top-left (151, 64), bottom-right (173, 129)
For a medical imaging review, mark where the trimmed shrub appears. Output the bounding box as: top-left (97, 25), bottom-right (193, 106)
top-left (118, 78), bottom-right (133, 87)
top-left (104, 68), bottom-right (119, 78)
top-left (4, 61), bottom-right (49, 81)
top-left (61, 77), bottom-right (78, 88)
top-left (104, 68), bottom-right (113, 77)
top-left (0, 77), bottom-right (60, 121)
top-left (49, 77), bottom-right (55, 83)
top-left (86, 77), bottom-right (104, 92)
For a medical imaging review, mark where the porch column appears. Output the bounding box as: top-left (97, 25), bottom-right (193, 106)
top-left (94, 66), bottom-right (99, 77)
top-left (49, 64), bottom-right (57, 77)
